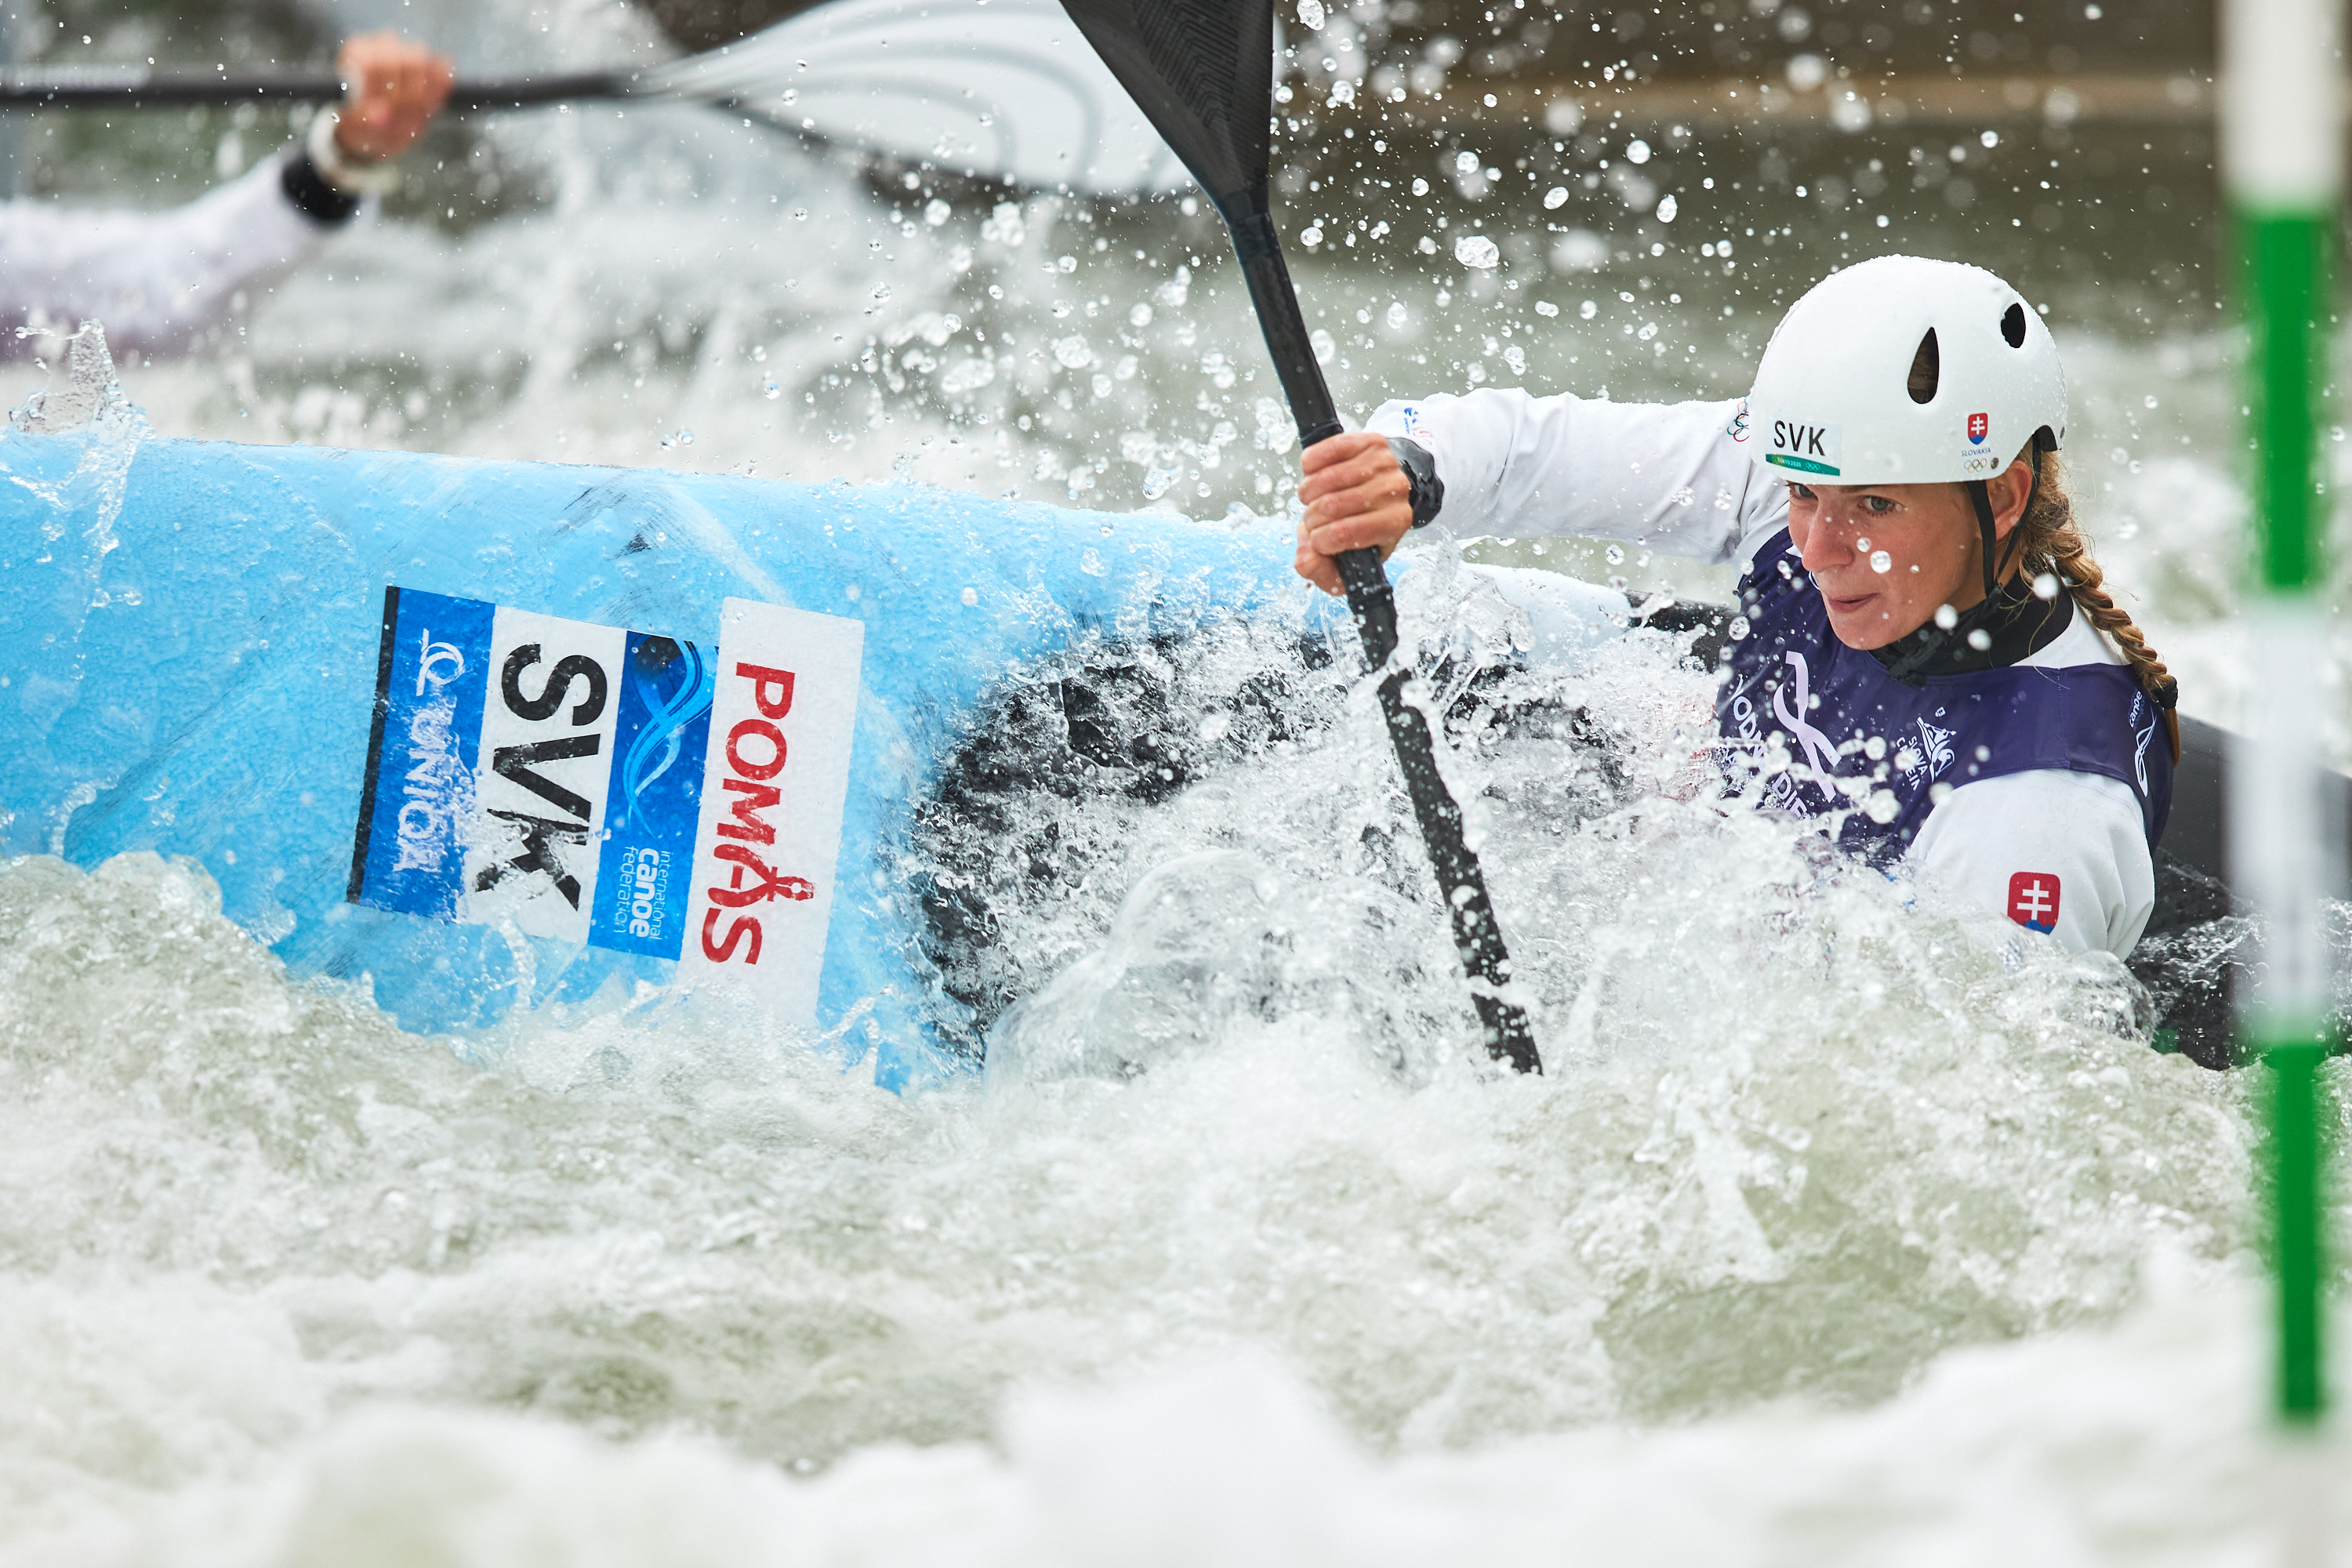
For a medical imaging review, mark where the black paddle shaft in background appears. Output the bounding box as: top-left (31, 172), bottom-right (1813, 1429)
top-left (1056, 0), bottom-right (1541, 1074)
top-left (0, 67), bottom-right (639, 111)
top-left (0, 0), bottom-right (845, 116)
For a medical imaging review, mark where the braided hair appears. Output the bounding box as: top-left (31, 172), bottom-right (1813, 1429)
top-left (2005, 452), bottom-right (2183, 763)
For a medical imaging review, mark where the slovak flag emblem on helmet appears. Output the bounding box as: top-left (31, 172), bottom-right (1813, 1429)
top-left (1966, 412), bottom-right (1990, 445)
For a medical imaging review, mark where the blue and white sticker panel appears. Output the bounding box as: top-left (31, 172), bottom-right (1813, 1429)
top-left (350, 588), bottom-right (863, 1025)
top-left (350, 588), bottom-right (494, 925)
top-left (595, 630), bottom-right (720, 961)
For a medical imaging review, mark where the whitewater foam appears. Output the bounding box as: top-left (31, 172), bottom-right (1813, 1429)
top-left (0, 636), bottom-right (2277, 1557)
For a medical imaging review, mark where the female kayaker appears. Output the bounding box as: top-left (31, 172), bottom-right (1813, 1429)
top-left (1294, 256), bottom-right (2177, 959)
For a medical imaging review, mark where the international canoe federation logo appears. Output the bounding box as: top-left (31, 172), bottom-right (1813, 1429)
top-left (1966, 411), bottom-right (1989, 445)
top-left (2008, 871), bottom-right (2060, 935)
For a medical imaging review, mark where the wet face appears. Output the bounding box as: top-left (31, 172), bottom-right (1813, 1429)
top-left (1784, 459), bottom-right (2032, 650)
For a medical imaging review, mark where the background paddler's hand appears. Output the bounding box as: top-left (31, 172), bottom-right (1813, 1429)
top-left (334, 31), bottom-right (454, 162)
top-left (1294, 431), bottom-right (1414, 597)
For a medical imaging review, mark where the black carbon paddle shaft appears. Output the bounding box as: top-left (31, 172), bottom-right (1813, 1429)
top-left (1332, 551), bottom-right (1543, 1074)
top-left (0, 70), bottom-right (634, 111)
top-left (1226, 206), bottom-right (1542, 1075)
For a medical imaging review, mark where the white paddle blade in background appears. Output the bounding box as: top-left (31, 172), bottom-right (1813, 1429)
top-left (652, 0), bottom-right (1190, 196)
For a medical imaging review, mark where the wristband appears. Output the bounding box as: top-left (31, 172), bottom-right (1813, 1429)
top-left (1387, 437), bottom-right (1446, 528)
top-left (280, 148), bottom-right (363, 225)
top-left (306, 108), bottom-right (404, 198)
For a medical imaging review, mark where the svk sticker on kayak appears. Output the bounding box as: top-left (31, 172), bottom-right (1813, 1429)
top-left (347, 588), bottom-right (863, 1025)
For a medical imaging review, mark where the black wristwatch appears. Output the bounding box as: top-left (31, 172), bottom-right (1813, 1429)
top-left (1387, 437), bottom-right (1445, 528)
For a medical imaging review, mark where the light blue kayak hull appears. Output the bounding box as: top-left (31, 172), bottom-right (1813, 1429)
top-left (0, 429), bottom-right (1334, 1088)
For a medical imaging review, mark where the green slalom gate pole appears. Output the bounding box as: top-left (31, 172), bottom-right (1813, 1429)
top-left (2224, 0), bottom-right (2342, 1426)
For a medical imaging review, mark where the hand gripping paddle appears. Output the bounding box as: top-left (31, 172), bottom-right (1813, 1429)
top-left (1054, 0), bottom-right (1541, 1074)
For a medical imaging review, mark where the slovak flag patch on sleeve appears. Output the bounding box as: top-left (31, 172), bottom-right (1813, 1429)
top-left (2008, 871), bottom-right (2060, 934)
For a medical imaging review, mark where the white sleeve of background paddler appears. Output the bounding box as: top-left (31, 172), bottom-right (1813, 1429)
top-left (1364, 389), bottom-right (1788, 565)
top-left (0, 155), bottom-right (333, 358)
top-left (1907, 769), bottom-right (2157, 958)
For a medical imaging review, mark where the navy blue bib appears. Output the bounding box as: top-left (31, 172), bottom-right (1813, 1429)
top-left (1714, 530), bottom-right (2172, 859)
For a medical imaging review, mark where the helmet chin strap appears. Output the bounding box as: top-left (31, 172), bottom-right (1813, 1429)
top-left (1875, 452), bottom-right (2041, 687)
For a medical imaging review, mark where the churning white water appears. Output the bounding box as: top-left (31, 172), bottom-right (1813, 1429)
top-left (0, 760), bottom-right (2296, 1563)
top-left (0, 583), bottom-right (2321, 1561)
top-left (5, 0), bottom-right (2352, 1559)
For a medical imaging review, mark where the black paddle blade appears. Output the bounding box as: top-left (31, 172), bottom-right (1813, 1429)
top-left (1056, 0), bottom-right (1541, 1075)
top-left (1056, 0), bottom-right (1338, 441)
top-left (1052, 0), bottom-right (1272, 212)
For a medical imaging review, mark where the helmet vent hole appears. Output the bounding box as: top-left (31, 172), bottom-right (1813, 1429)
top-left (2002, 302), bottom-right (2028, 348)
top-left (1906, 328), bottom-right (1939, 405)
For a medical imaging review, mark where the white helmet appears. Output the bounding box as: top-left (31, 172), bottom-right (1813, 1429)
top-left (1744, 256), bottom-right (2066, 486)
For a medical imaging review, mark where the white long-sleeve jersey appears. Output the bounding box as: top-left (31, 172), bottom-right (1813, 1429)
top-left (0, 154), bottom-right (338, 358)
top-left (1367, 387), bottom-right (2156, 959)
